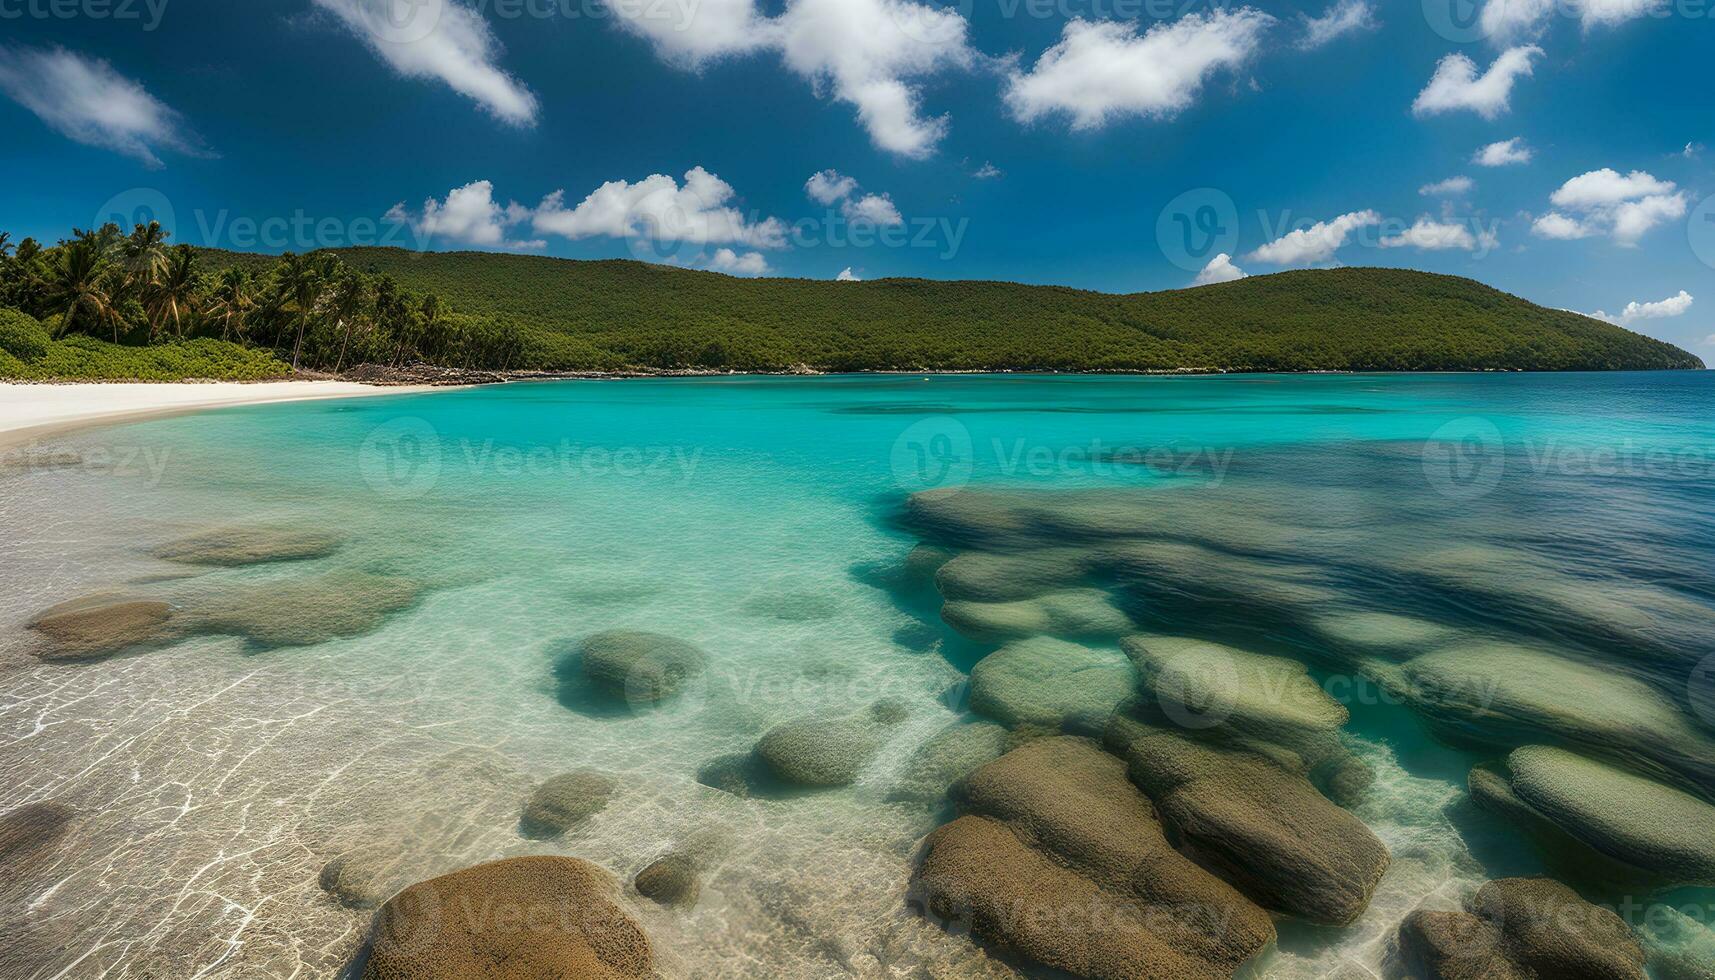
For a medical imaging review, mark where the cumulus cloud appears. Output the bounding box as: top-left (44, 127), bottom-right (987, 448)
top-left (386, 179), bottom-right (542, 248)
top-left (607, 0), bottom-right (974, 157)
top-left (533, 166), bottom-right (787, 248)
top-left (1246, 210), bottom-right (1380, 266)
top-left (1534, 168), bottom-right (1686, 244)
top-left (1412, 46), bottom-right (1540, 119)
top-left (0, 45), bottom-right (202, 167)
top-left (805, 169), bottom-right (860, 205)
top-left (1590, 289), bottom-right (1693, 324)
top-left (803, 170), bottom-right (904, 225)
top-left (314, 0), bottom-right (538, 125)
top-left (1191, 253), bottom-right (1248, 285)
top-left (1005, 9), bottom-right (1273, 131)
top-left (708, 248), bottom-right (772, 276)
top-left (1480, 0), bottom-right (1663, 41)
top-left (1296, 0), bottom-right (1378, 49)
top-left (1380, 217), bottom-right (1497, 251)
top-left (972, 161), bottom-right (1003, 179)
top-left (1474, 137), bottom-right (1532, 166)
top-left (1420, 176), bottom-right (1475, 196)
top-left (837, 267), bottom-right (861, 280)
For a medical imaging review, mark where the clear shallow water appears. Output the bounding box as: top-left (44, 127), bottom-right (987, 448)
top-left (0, 372), bottom-right (1712, 979)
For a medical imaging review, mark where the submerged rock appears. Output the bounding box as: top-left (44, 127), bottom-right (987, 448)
top-left (1395, 877), bottom-right (1645, 980)
top-left (578, 630), bottom-right (708, 704)
top-left (28, 595), bottom-right (174, 660)
top-left (319, 850), bottom-right (407, 909)
top-left (152, 526), bottom-right (341, 566)
top-left (1123, 635), bottom-right (1348, 762)
top-left (1477, 746), bottom-right (1715, 886)
top-left (912, 737), bottom-right (1273, 979)
top-left (933, 549), bottom-right (1094, 602)
top-left (1105, 715), bottom-right (1389, 925)
top-left (188, 572), bottom-right (421, 647)
top-left (755, 715), bottom-right (888, 787)
top-left (362, 856), bottom-right (653, 979)
top-left (940, 588), bottom-right (1133, 643)
top-left (695, 752), bottom-right (774, 798)
top-left (520, 770), bottom-right (619, 838)
top-left (634, 853), bottom-right (700, 908)
top-left (1638, 907), bottom-right (1715, 980)
top-left (741, 591), bottom-right (840, 622)
top-left (888, 720), bottom-right (1008, 804)
top-left (968, 637), bottom-right (1136, 729)
top-left (1401, 641), bottom-right (1715, 789)
top-left (0, 801), bottom-right (74, 870)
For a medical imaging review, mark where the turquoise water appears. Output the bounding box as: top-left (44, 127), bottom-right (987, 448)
top-left (1, 372), bottom-right (1712, 978)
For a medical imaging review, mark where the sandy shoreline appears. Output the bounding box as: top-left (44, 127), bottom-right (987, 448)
top-left (0, 381), bottom-right (438, 451)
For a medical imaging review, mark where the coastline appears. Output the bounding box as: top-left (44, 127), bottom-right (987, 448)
top-left (0, 380), bottom-right (440, 452)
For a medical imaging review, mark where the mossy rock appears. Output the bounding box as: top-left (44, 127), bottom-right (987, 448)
top-left (520, 770), bottom-right (618, 838)
top-left (755, 716), bottom-right (887, 787)
top-left (152, 526), bottom-right (342, 566)
top-left (578, 630), bottom-right (707, 705)
top-left (28, 595), bottom-right (175, 660)
top-left (361, 856), bottom-right (653, 979)
top-left (633, 853), bottom-right (700, 908)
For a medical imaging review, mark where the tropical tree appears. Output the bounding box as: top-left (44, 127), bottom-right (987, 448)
top-left (206, 267), bottom-right (256, 342)
top-left (119, 221), bottom-right (169, 296)
top-left (0, 232), bottom-right (12, 258)
top-left (273, 252), bottom-right (323, 371)
top-left (147, 244), bottom-right (201, 340)
top-left (327, 268), bottom-right (371, 371)
top-left (44, 239), bottom-right (120, 341)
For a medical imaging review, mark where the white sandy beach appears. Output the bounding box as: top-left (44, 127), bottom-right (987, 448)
top-left (0, 381), bottom-right (433, 450)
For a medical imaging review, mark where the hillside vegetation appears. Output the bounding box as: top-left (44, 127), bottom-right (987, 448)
top-left (198, 246), bottom-right (1704, 373)
top-left (1, 222), bottom-right (1699, 380)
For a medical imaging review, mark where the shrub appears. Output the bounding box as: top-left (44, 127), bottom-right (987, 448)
top-left (0, 306), bottom-right (50, 362)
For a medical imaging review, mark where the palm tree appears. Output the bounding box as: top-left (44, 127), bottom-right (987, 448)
top-left (395, 292), bottom-right (438, 367)
top-left (119, 221), bottom-right (169, 295)
top-left (327, 270), bottom-right (371, 372)
top-left (45, 239), bottom-right (120, 341)
top-left (207, 268), bottom-right (255, 342)
top-left (147, 245), bottom-right (200, 340)
top-left (0, 232), bottom-right (12, 258)
top-left (273, 252), bottom-right (323, 371)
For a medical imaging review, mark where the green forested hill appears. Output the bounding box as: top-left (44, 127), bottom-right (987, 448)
top-left (192, 247), bottom-right (1703, 373)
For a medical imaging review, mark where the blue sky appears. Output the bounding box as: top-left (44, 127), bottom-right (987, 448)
top-left (0, 0), bottom-right (1710, 350)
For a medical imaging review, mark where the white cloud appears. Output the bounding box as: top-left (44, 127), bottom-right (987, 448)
top-left (1549, 168), bottom-right (1675, 208)
top-left (803, 170), bottom-right (904, 225)
top-left (609, 0), bottom-right (975, 157)
top-left (1246, 210), bottom-right (1380, 266)
top-left (1474, 137), bottom-right (1532, 166)
top-left (386, 179), bottom-right (543, 249)
top-left (1420, 176), bottom-right (1475, 196)
top-left (313, 0), bottom-right (538, 125)
top-left (1296, 0), bottom-right (1378, 49)
top-left (837, 266), bottom-right (861, 280)
top-left (1380, 217), bottom-right (1496, 251)
top-left (805, 169), bottom-right (859, 205)
top-left (1480, 0), bottom-right (1663, 41)
top-left (708, 248), bottom-right (772, 276)
top-left (843, 193), bottom-right (904, 226)
top-left (1004, 9), bottom-right (1273, 131)
top-left (972, 161), bottom-right (1003, 179)
top-left (1590, 290), bottom-right (1693, 324)
top-left (1531, 212), bottom-right (1593, 239)
top-left (0, 45), bottom-right (200, 168)
top-left (1412, 46), bottom-right (1540, 119)
top-left (1192, 252), bottom-right (1248, 285)
top-left (1535, 168), bottom-right (1686, 244)
top-left (533, 166), bottom-right (786, 248)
